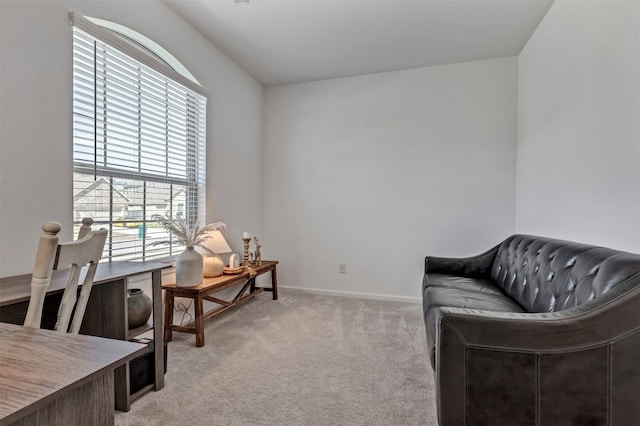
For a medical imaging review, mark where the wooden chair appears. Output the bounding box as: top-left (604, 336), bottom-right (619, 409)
top-left (23, 219), bottom-right (108, 333)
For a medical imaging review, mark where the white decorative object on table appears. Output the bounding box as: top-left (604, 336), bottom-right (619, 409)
top-left (203, 254), bottom-right (225, 278)
top-left (253, 237), bottom-right (262, 266)
top-left (176, 247), bottom-right (203, 287)
top-left (201, 229), bottom-right (232, 277)
top-left (149, 214), bottom-right (226, 287)
top-left (242, 232), bottom-right (251, 266)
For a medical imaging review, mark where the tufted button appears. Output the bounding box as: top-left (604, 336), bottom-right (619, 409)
top-left (548, 252), bottom-right (557, 260)
top-left (522, 259), bottom-right (528, 267)
top-left (547, 272), bottom-right (554, 282)
top-left (566, 257), bottom-right (576, 267)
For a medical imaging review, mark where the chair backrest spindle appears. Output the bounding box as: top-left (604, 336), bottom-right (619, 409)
top-left (54, 229), bottom-right (107, 333)
top-left (77, 217), bottom-right (94, 240)
top-left (23, 222), bottom-right (62, 329)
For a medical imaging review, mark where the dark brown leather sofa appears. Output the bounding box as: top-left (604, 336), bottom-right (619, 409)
top-left (422, 234), bottom-right (640, 426)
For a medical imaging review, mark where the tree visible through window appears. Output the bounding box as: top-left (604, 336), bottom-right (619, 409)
top-left (72, 21), bottom-right (206, 262)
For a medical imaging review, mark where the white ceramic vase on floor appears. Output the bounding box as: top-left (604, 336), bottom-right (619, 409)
top-left (176, 247), bottom-right (203, 287)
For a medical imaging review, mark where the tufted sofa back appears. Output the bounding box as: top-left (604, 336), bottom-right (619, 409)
top-left (490, 235), bottom-right (640, 312)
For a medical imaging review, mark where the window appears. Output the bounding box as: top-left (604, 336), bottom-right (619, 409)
top-left (72, 14), bottom-right (207, 262)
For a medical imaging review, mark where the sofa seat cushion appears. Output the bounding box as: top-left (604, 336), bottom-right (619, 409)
top-left (424, 286), bottom-right (526, 368)
top-left (423, 273), bottom-right (505, 296)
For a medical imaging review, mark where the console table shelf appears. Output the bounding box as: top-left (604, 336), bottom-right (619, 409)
top-left (163, 261), bottom-right (278, 347)
top-left (128, 323), bottom-right (154, 340)
top-left (130, 383), bottom-right (155, 403)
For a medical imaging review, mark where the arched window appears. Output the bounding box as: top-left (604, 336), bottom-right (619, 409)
top-left (84, 16), bottom-right (200, 85)
top-left (71, 13), bottom-right (207, 262)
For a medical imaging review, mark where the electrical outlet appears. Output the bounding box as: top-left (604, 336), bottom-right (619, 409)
top-left (338, 263), bottom-right (347, 273)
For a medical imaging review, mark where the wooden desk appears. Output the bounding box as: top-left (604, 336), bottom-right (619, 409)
top-left (0, 322), bottom-right (146, 426)
top-left (0, 261), bottom-right (170, 412)
top-left (163, 261), bottom-right (278, 347)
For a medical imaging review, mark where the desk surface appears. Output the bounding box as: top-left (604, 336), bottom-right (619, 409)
top-left (0, 261), bottom-right (170, 307)
top-left (0, 322), bottom-right (146, 425)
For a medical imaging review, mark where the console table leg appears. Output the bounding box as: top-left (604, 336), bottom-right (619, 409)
top-left (271, 266), bottom-right (278, 300)
top-left (195, 296), bottom-right (205, 347)
top-left (164, 292), bottom-right (174, 343)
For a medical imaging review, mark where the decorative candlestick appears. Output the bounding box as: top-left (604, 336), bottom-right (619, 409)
top-left (242, 232), bottom-right (251, 266)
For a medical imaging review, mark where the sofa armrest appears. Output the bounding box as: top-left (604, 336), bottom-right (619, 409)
top-left (424, 243), bottom-right (500, 276)
top-left (435, 280), bottom-right (640, 426)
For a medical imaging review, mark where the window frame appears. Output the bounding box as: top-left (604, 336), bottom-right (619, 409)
top-left (71, 13), bottom-right (207, 263)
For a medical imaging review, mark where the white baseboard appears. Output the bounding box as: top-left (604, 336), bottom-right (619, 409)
top-left (278, 285), bottom-right (422, 304)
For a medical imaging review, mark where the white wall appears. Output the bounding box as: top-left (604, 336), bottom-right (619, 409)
top-left (516, 0), bottom-right (640, 253)
top-left (263, 58), bottom-right (518, 301)
top-left (0, 0), bottom-right (264, 277)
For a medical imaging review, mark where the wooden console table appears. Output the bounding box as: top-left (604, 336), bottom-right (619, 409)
top-left (163, 260), bottom-right (278, 347)
top-left (0, 322), bottom-right (146, 426)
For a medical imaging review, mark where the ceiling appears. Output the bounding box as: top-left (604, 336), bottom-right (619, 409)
top-left (164, 0), bottom-right (554, 86)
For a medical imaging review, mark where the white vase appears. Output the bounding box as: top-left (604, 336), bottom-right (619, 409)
top-left (203, 254), bottom-right (224, 277)
top-left (176, 247), bottom-right (203, 287)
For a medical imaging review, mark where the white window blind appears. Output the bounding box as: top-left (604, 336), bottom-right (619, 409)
top-left (72, 23), bottom-right (206, 262)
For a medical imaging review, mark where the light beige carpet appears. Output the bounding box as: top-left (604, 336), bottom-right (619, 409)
top-left (115, 290), bottom-right (438, 425)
